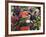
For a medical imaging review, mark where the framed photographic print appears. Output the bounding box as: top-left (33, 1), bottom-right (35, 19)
top-left (5, 1), bottom-right (45, 36)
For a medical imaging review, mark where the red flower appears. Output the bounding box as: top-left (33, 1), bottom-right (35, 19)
top-left (19, 11), bottom-right (29, 18)
top-left (20, 26), bottom-right (30, 31)
top-left (16, 26), bottom-right (20, 30)
top-left (11, 16), bottom-right (16, 24)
